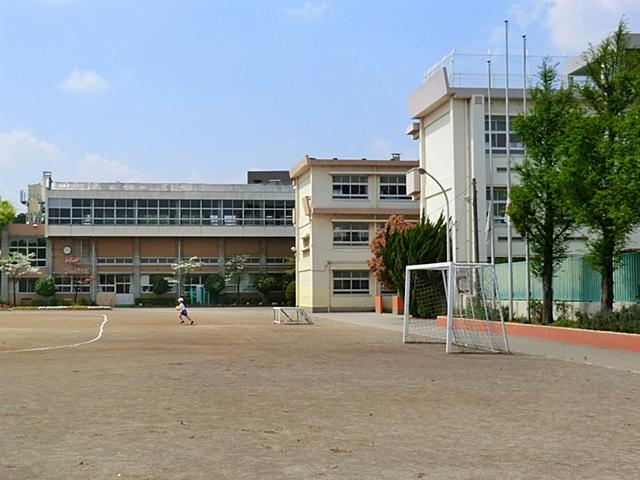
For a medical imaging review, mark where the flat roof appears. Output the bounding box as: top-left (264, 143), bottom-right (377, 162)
top-left (48, 181), bottom-right (293, 194)
top-left (290, 155), bottom-right (418, 179)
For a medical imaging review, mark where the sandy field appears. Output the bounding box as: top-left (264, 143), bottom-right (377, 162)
top-left (0, 307), bottom-right (638, 480)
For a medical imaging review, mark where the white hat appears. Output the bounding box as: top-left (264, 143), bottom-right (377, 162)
top-left (178, 297), bottom-right (184, 302)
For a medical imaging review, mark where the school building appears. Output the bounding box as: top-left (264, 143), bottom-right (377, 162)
top-left (0, 171), bottom-right (294, 305)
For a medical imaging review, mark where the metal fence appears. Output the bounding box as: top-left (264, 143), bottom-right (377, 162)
top-left (495, 252), bottom-right (640, 302)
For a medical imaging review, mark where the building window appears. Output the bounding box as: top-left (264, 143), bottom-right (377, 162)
top-left (9, 238), bottom-right (47, 267)
top-left (266, 257), bottom-right (289, 265)
top-left (486, 187), bottom-right (508, 222)
top-left (18, 278), bottom-right (38, 293)
top-left (224, 273), bottom-right (258, 293)
top-left (379, 176), bottom-right (410, 200)
top-left (333, 223), bottom-right (369, 246)
top-left (332, 176), bottom-right (368, 199)
top-left (141, 275), bottom-right (176, 293)
top-left (54, 276), bottom-right (90, 293)
top-left (99, 274), bottom-right (131, 294)
top-left (485, 116), bottom-right (524, 154)
top-left (333, 270), bottom-right (370, 295)
top-left (97, 257), bottom-right (133, 264)
top-left (47, 198), bottom-right (294, 227)
top-left (140, 257), bottom-right (176, 264)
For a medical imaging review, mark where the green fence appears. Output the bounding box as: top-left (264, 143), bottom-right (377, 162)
top-left (495, 252), bottom-right (640, 302)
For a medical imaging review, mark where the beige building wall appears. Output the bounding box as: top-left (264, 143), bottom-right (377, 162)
top-left (291, 156), bottom-right (419, 312)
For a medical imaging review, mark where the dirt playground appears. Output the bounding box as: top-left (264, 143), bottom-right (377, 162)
top-left (0, 307), bottom-right (638, 479)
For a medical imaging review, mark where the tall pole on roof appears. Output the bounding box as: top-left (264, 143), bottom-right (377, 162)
top-left (523, 34), bottom-right (531, 323)
top-left (487, 52), bottom-right (495, 264)
top-left (505, 20), bottom-right (514, 321)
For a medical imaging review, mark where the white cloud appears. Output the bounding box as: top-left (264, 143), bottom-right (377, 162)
top-left (510, 0), bottom-right (640, 52)
top-left (284, 1), bottom-right (331, 21)
top-left (60, 68), bottom-right (109, 93)
top-left (74, 154), bottom-right (142, 182)
top-left (0, 130), bottom-right (143, 209)
top-left (0, 130), bottom-right (66, 208)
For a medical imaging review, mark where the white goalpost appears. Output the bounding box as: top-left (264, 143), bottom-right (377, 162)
top-left (402, 262), bottom-right (509, 353)
top-left (273, 306), bottom-right (313, 325)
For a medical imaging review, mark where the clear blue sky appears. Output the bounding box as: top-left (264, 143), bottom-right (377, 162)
top-left (1, 0), bottom-right (638, 208)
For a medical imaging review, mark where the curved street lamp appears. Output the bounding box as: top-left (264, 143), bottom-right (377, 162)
top-left (416, 167), bottom-right (451, 263)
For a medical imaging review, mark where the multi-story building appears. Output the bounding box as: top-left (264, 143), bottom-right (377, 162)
top-left (0, 171), bottom-right (294, 305)
top-left (289, 155), bottom-right (419, 312)
top-left (405, 48), bottom-right (640, 264)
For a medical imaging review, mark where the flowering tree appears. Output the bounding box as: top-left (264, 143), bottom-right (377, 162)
top-left (171, 256), bottom-right (203, 298)
top-left (225, 255), bottom-right (249, 302)
top-left (0, 251), bottom-right (39, 305)
top-left (368, 215), bottom-right (414, 291)
top-left (62, 256), bottom-right (94, 303)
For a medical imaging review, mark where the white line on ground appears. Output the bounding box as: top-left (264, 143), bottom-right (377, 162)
top-left (0, 314), bottom-right (109, 354)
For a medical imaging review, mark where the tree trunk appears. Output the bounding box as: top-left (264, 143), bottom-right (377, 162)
top-left (541, 259), bottom-right (554, 325)
top-left (600, 232), bottom-right (615, 312)
top-left (12, 278), bottom-right (17, 306)
top-left (601, 261), bottom-right (614, 311)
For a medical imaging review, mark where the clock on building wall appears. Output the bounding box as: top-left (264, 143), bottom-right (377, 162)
top-left (62, 246), bottom-right (72, 255)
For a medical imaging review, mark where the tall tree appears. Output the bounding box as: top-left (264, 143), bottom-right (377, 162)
top-left (0, 252), bottom-right (39, 305)
top-left (225, 255), bottom-right (249, 302)
top-left (62, 256), bottom-right (93, 303)
top-left (563, 20), bottom-right (640, 311)
top-left (510, 59), bottom-right (577, 324)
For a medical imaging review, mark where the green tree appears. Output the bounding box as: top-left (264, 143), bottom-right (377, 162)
top-left (0, 200), bottom-right (16, 228)
top-left (14, 213), bottom-right (27, 224)
top-left (562, 20), bottom-right (640, 311)
top-left (225, 255), bottom-right (249, 302)
top-left (171, 256), bottom-right (203, 298)
top-left (285, 281), bottom-right (296, 306)
top-left (0, 252), bottom-right (39, 305)
top-left (204, 273), bottom-right (226, 303)
top-left (254, 273), bottom-right (276, 302)
top-left (151, 275), bottom-right (170, 296)
top-left (35, 274), bottom-right (56, 298)
top-left (510, 59), bottom-right (577, 324)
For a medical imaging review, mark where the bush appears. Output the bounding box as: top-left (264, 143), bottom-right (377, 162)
top-left (152, 275), bottom-right (170, 296)
top-left (204, 274), bottom-right (226, 302)
top-left (254, 273), bottom-right (277, 300)
top-left (575, 305), bottom-right (640, 334)
top-left (35, 275), bottom-right (56, 298)
top-left (135, 297), bottom-right (176, 307)
top-left (285, 281), bottom-right (296, 306)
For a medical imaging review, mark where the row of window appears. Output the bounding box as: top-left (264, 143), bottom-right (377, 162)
top-left (47, 198), bottom-right (295, 226)
top-left (484, 115), bottom-right (524, 154)
top-left (18, 271), bottom-right (372, 295)
top-left (332, 175), bottom-right (411, 200)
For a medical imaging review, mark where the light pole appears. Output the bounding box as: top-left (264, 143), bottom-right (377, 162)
top-left (416, 167), bottom-right (451, 263)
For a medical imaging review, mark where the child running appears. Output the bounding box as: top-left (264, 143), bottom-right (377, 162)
top-left (177, 297), bottom-right (194, 325)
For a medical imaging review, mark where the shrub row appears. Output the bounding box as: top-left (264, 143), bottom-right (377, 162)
top-left (573, 305), bottom-right (640, 334)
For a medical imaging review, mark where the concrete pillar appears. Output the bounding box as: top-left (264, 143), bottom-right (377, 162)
top-left (218, 238), bottom-right (225, 274)
top-left (46, 238), bottom-right (53, 276)
top-left (260, 238), bottom-right (267, 273)
top-left (90, 238), bottom-right (97, 302)
top-left (132, 238), bottom-right (141, 298)
top-left (0, 227), bottom-right (8, 302)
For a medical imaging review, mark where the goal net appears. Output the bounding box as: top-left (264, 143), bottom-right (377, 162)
top-left (273, 307), bottom-right (313, 325)
top-left (402, 262), bottom-right (509, 353)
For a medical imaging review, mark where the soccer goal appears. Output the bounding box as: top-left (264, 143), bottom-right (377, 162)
top-left (273, 306), bottom-right (313, 325)
top-left (402, 262), bottom-right (509, 353)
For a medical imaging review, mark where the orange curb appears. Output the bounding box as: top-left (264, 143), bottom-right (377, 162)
top-left (435, 316), bottom-right (640, 353)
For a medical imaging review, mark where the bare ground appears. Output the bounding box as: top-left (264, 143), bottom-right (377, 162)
top-left (0, 307), bottom-right (638, 480)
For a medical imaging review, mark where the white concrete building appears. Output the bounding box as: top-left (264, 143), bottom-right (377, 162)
top-left (290, 155), bottom-right (419, 312)
top-left (405, 49), bottom-right (640, 264)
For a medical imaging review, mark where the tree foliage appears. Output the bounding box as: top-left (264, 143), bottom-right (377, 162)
top-left (510, 58), bottom-right (577, 324)
top-left (225, 255), bottom-right (249, 301)
top-left (369, 214), bottom-right (446, 300)
top-left (171, 256), bottom-right (203, 297)
top-left (0, 200), bottom-right (16, 228)
top-left (254, 273), bottom-right (276, 301)
top-left (561, 20), bottom-right (640, 310)
top-left (204, 273), bottom-right (226, 302)
top-left (151, 275), bottom-right (170, 296)
top-left (0, 251), bottom-right (39, 305)
top-left (62, 256), bottom-right (94, 303)
top-left (35, 274), bottom-right (56, 298)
